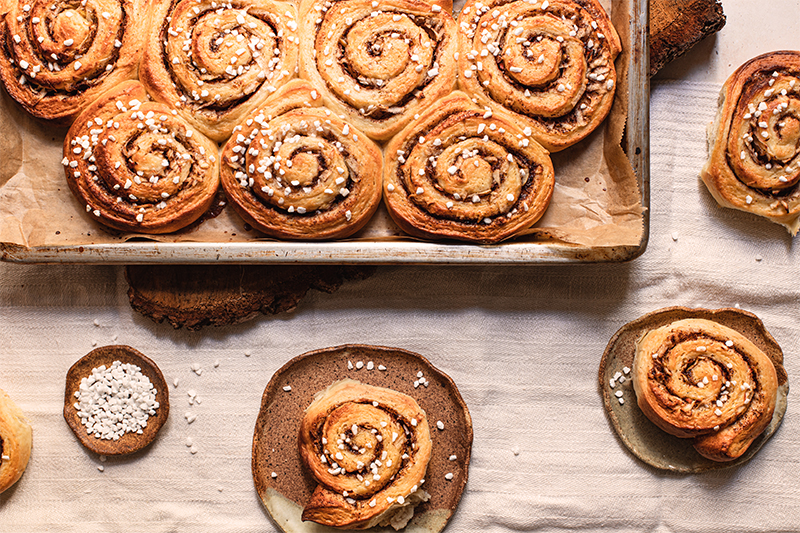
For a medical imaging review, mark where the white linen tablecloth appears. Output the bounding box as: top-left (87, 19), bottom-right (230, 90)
top-left (2, 1), bottom-right (800, 531)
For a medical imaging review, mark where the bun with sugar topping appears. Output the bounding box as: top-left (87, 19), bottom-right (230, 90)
top-left (0, 387), bottom-right (32, 495)
top-left (701, 50), bottom-right (800, 234)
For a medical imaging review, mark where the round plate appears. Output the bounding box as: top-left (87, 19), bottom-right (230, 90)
top-left (252, 344), bottom-right (473, 533)
top-left (64, 345), bottom-right (170, 456)
top-left (599, 306), bottom-right (789, 473)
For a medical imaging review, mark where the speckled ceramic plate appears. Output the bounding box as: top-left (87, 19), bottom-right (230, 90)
top-left (252, 344), bottom-right (473, 533)
top-left (63, 345), bottom-right (170, 456)
top-left (599, 307), bottom-right (789, 473)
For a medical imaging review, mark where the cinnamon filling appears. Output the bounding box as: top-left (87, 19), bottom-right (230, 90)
top-left (396, 111), bottom-right (543, 225)
top-left (2, 2), bottom-right (126, 96)
top-left (159, 0), bottom-right (282, 112)
top-left (322, 12), bottom-right (447, 120)
top-left (649, 331), bottom-right (761, 405)
top-left (312, 401), bottom-right (416, 499)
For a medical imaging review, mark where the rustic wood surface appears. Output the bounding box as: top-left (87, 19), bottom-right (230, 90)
top-left (126, 264), bottom-right (375, 330)
top-left (649, 0), bottom-right (726, 76)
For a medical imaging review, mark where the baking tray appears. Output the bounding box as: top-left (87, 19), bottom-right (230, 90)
top-left (0, 0), bottom-right (648, 265)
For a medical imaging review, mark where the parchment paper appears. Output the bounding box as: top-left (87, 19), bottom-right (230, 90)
top-left (0, 0), bottom-right (643, 250)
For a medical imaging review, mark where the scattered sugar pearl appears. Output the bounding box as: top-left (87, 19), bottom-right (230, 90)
top-left (356, 361), bottom-right (364, 370)
top-left (271, 472), bottom-right (278, 478)
top-left (755, 254), bottom-right (763, 262)
top-left (671, 232), bottom-right (679, 241)
top-left (449, 455), bottom-right (457, 461)
top-left (512, 447), bottom-right (520, 456)
top-left (436, 421), bottom-right (444, 430)
top-left (98, 465), bottom-right (105, 472)
top-left (367, 361), bottom-right (374, 370)
top-left (283, 385), bottom-right (292, 392)
top-left (444, 472), bottom-right (454, 480)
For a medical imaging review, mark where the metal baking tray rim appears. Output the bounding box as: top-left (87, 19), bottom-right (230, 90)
top-left (1, 0), bottom-right (649, 265)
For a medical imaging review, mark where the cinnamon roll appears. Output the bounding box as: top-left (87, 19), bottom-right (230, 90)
top-left (633, 318), bottom-right (779, 462)
top-left (456, 0), bottom-right (621, 152)
top-left (139, 0), bottom-right (299, 143)
top-left (0, 0), bottom-right (148, 123)
top-left (383, 91), bottom-right (554, 243)
top-left (0, 388), bottom-right (33, 495)
top-left (298, 0), bottom-right (458, 142)
top-left (220, 79), bottom-right (383, 240)
top-left (62, 80), bottom-right (221, 234)
top-left (701, 51), bottom-right (800, 235)
top-left (298, 379), bottom-right (432, 530)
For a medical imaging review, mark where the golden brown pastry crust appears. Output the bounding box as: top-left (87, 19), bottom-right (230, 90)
top-left (220, 79), bottom-right (383, 240)
top-left (632, 318), bottom-right (779, 462)
top-left (0, 388), bottom-right (32, 495)
top-left (298, 379), bottom-right (432, 530)
top-left (62, 80), bottom-right (220, 234)
top-left (456, 0), bottom-right (621, 152)
top-left (298, 0), bottom-right (458, 142)
top-left (0, 0), bottom-right (149, 124)
top-left (383, 91), bottom-right (554, 243)
top-left (139, 0), bottom-right (299, 143)
top-left (700, 50), bottom-right (800, 235)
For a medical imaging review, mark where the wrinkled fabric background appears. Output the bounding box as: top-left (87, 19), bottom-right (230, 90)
top-left (2, 1), bottom-right (800, 531)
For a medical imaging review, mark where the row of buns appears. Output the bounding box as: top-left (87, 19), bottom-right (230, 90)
top-left (2, 0), bottom-right (622, 243)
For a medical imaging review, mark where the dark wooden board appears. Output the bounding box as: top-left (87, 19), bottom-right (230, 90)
top-left (649, 0), bottom-right (726, 76)
top-left (126, 265), bottom-right (374, 330)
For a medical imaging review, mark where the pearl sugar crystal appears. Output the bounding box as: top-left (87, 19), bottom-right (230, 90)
top-left (74, 360), bottom-right (159, 440)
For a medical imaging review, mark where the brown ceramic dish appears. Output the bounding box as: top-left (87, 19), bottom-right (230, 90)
top-left (252, 344), bottom-right (473, 533)
top-left (64, 345), bottom-right (170, 456)
top-left (599, 307), bottom-right (789, 473)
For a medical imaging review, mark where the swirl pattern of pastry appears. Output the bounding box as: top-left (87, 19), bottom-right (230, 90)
top-left (383, 91), bottom-right (554, 243)
top-left (221, 79), bottom-right (383, 240)
top-left (298, 0), bottom-right (458, 141)
top-left (62, 80), bottom-right (220, 234)
top-left (456, 0), bottom-right (621, 152)
top-left (701, 51), bottom-right (800, 235)
top-left (632, 318), bottom-right (779, 462)
top-left (0, 0), bottom-right (148, 123)
top-left (298, 379), bottom-right (432, 530)
top-left (0, 388), bottom-right (33, 495)
top-left (140, 0), bottom-right (299, 143)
